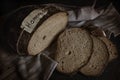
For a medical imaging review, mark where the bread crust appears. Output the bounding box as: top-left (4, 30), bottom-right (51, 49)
top-left (99, 37), bottom-right (118, 62)
top-left (80, 36), bottom-right (109, 76)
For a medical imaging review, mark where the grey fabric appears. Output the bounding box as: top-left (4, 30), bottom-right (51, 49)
top-left (92, 4), bottom-right (120, 37)
top-left (68, 3), bottom-right (120, 38)
top-left (17, 52), bottom-right (57, 80)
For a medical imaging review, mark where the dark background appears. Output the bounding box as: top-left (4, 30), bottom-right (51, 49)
top-left (0, 0), bottom-right (120, 80)
top-left (0, 0), bottom-right (120, 16)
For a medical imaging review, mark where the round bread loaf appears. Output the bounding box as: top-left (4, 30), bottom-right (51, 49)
top-left (55, 28), bottom-right (93, 74)
top-left (80, 36), bottom-right (109, 76)
top-left (2, 5), bottom-right (68, 55)
top-left (99, 37), bottom-right (118, 62)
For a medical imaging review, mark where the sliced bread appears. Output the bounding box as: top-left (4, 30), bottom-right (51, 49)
top-left (80, 35), bottom-right (109, 76)
top-left (55, 28), bottom-right (93, 74)
top-left (99, 37), bottom-right (118, 62)
top-left (27, 12), bottom-right (68, 55)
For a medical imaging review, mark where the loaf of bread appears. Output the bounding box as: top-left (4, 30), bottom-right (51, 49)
top-left (55, 28), bottom-right (93, 74)
top-left (99, 37), bottom-right (118, 62)
top-left (2, 5), bottom-right (68, 55)
top-left (80, 36), bottom-right (109, 76)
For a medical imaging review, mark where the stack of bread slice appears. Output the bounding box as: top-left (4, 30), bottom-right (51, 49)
top-left (54, 28), bottom-right (118, 76)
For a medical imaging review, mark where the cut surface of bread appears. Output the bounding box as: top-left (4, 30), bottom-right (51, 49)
top-left (80, 36), bottom-right (109, 76)
top-left (55, 28), bottom-right (93, 74)
top-left (99, 37), bottom-right (118, 62)
top-left (27, 12), bottom-right (68, 55)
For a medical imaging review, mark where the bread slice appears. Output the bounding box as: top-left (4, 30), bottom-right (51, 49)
top-left (80, 35), bottom-right (109, 76)
top-left (55, 28), bottom-right (93, 74)
top-left (99, 37), bottom-right (118, 62)
top-left (27, 12), bottom-right (68, 55)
